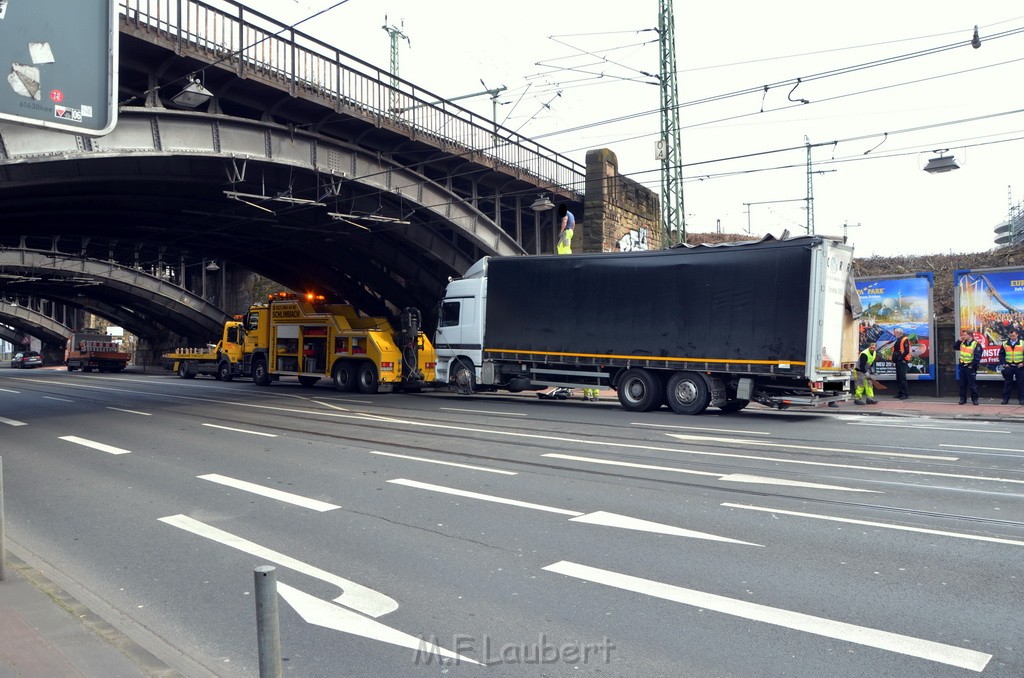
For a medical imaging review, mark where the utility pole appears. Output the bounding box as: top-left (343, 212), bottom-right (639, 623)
top-left (657, 0), bottom-right (684, 248)
top-left (841, 222), bottom-right (861, 241)
top-left (382, 16), bottom-right (410, 114)
top-left (805, 137), bottom-right (815, 235)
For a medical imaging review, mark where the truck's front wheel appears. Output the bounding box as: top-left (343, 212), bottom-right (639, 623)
top-left (665, 371), bottom-right (710, 415)
top-left (252, 359), bottom-right (271, 386)
top-left (217, 361), bottom-right (233, 382)
top-left (451, 359), bottom-right (476, 395)
top-left (356, 361), bottom-right (379, 394)
top-left (617, 368), bottom-right (662, 412)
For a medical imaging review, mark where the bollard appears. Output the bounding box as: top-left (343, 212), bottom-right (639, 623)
top-left (0, 456), bottom-right (6, 582)
top-left (254, 565), bottom-right (282, 678)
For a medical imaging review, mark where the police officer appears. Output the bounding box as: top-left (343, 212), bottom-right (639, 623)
top-left (890, 327), bottom-right (911, 400)
top-left (955, 330), bottom-right (983, 405)
top-left (998, 329), bottom-right (1024, 405)
top-left (853, 341), bottom-right (879, 405)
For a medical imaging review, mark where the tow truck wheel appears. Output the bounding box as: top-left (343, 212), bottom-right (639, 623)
top-left (665, 371), bottom-right (710, 415)
top-left (617, 368), bottom-right (662, 412)
top-left (252, 359), bottom-right (271, 386)
top-left (217, 361), bottom-right (233, 382)
top-left (332, 361), bottom-right (356, 392)
top-left (356, 361), bottom-right (379, 394)
top-left (177, 362), bottom-right (196, 379)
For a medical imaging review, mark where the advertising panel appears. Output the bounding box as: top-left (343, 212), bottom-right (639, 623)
top-left (855, 274), bottom-right (935, 381)
top-left (954, 267), bottom-right (1024, 380)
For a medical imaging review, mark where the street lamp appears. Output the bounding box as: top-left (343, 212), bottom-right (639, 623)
top-left (171, 76), bottom-right (214, 109)
top-left (923, 154), bottom-right (960, 174)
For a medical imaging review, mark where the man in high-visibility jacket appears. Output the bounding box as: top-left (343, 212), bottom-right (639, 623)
top-left (998, 329), bottom-right (1024, 405)
top-left (556, 204), bottom-right (575, 255)
top-left (955, 330), bottom-right (983, 405)
top-left (853, 341), bottom-right (879, 405)
top-left (890, 327), bottom-right (911, 400)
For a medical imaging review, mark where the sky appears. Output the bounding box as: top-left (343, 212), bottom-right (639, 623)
top-left (241, 1), bottom-right (1024, 258)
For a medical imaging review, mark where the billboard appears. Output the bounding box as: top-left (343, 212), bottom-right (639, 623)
top-left (954, 267), bottom-right (1024, 380)
top-left (0, 0), bottom-right (118, 135)
top-left (855, 274), bottom-right (935, 381)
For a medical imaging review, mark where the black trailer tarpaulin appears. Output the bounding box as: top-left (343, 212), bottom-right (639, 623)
top-left (485, 237), bottom-right (817, 366)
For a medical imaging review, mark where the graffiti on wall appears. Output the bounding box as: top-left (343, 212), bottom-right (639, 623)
top-left (616, 228), bottom-right (649, 252)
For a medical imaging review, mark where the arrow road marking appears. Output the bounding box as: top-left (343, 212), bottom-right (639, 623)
top-left (198, 473), bottom-right (341, 512)
top-left (387, 479), bottom-right (757, 545)
top-left (158, 514), bottom-right (397, 618)
top-left (278, 583), bottom-right (481, 665)
top-left (59, 435), bottom-right (130, 455)
top-left (543, 561), bottom-right (991, 673)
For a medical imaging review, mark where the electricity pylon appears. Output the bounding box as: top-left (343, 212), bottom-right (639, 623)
top-left (657, 0), bottom-right (685, 247)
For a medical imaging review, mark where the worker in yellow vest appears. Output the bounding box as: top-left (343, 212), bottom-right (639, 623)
top-left (556, 204), bottom-right (575, 255)
top-left (998, 329), bottom-right (1024, 405)
top-left (853, 342), bottom-right (879, 405)
top-left (955, 330), bottom-right (983, 405)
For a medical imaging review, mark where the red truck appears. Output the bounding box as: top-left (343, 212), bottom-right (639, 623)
top-left (65, 329), bottom-right (131, 373)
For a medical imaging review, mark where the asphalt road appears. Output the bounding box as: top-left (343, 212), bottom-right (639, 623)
top-left (1, 368), bottom-right (1022, 677)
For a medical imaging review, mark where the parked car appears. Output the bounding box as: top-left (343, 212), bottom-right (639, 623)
top-left (11, 351), bottom-right (43, 368)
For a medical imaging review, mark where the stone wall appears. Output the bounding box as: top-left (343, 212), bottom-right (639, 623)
top-left (583, 149), bottom-right (661, 253)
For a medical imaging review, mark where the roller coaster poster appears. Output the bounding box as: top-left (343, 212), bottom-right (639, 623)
top-left (855, 274), bottom-right (935, 381)
top-left (955, 266), bottom-right (1024, 381)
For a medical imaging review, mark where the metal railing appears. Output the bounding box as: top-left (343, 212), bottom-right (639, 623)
top-left (118, 0), bottom-right (585, 196)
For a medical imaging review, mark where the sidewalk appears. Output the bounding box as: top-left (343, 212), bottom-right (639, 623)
top-left (808, 393), bottom-right (1024, 421)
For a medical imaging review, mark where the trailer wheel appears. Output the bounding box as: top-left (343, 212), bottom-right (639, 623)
top-left (719, 399), bottom-right (749, 413)
top-left (332, 361), bottom-right (356, 392)
top-left (617, 368), bottom-right (662, 412)
top-left (356, 361), bottom-right (379, 394)
top-left (252, 358), bottom-right (271, 386)
top-left (451, 359), bottom-right (476, 395)
top-left (665, 371), bottom-right (710, 415)
top-left (217, 361), bottom-right (233, 382)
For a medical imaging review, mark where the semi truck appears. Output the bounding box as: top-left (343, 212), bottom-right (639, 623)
top-left (162, 320), bottom-right (246, 381)
top-left (164, 293), bottom-right (437, 392)
top-left (65, 329), bottom-right (132, 372)
top-left (434, 235), bottom-right (855, 414)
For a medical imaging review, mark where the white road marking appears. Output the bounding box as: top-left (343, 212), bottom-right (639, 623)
top-left (849, 422), bottom-right (1009, 433)
top-left (544, 453), bottom-right (720, 477)
top-left (0, 416), bottom-right (27, 426)
top-left (158, 514), bottom-right (397, 618)
top-left (666, 433), bottom-right (956, 460)
top-left (107, 407), bottom-right (151, 416)
top-left (544, 450), bottom-right (1024, 486)
top-left (369, 451), bottom-right (517, 475)
top-left (278, 583), bottom-right (481, 665)
top-left (43, 396), bottom-right (74, 402)
top-left (201, 423), bottom-right (277, 437)
top-left (387, 478), bottom-right (583, 516)
top-left (722, 502), bottom-right (1024, 547)
top-left (543, 561), bottom-right (991, 673)
top-left (59, 435), bottom-right (130, 455)
top-left (198, 473), bottom-right (340, 512)
top-left (941, 444), bottom-right (1024, 453)
top-left (718, 474), bottom-right (878, 493)
top-left (388, 479), bottom-right (754, 545)
top-left (569, 511), bottom-right (762, 546)
top-left (309, 400), bottom-right (350, 411)
top-left (441, 407), bottom-right (528, 417)
top-left (0, 387), bottom-right (19, 393)
top-left (633, 422), bottom-right (771, 435)
top-left (546, 454), bottom-right (875, 493)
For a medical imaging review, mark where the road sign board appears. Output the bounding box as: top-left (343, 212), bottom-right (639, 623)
top-left (0, 0), bottom-right (117, 136)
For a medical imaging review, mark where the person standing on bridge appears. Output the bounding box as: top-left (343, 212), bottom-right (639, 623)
top-left (998, 329), bottom-right (1024, 405)
top-left (955, 330), bottom-right (983, 405)
top-left (556, 204), bottom-right (575, 255)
